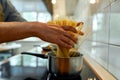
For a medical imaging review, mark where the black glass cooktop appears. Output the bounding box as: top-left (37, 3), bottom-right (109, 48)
top-left (0, 54), bottom-right (99, 80)
top-left (47, 73), bottom-right (82, 80)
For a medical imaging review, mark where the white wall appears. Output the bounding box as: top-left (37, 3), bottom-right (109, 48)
top-left (74, 0), bottom-right (120, 79)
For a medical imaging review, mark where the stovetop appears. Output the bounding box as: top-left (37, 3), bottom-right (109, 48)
top-left (23, 73), bottom-right (82, 80)
top-left (0, 54), bottom-right (99, 80)
top-left (47, 73), bottom-right (82, 80)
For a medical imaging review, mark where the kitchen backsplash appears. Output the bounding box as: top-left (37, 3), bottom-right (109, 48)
top-left (74, 0), bottom-right (120, 79)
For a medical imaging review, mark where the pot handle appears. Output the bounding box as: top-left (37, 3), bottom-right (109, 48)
top-left (21, 52), bottom-right (48, 59)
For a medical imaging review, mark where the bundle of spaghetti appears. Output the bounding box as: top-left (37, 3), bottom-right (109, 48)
top-left (47, 17), bottom-right (84, 57)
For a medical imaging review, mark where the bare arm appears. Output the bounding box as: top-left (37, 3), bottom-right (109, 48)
top-left (0, 22), bottom-right (33, 42)
top-left (0, 22), bottom-right (77, 48)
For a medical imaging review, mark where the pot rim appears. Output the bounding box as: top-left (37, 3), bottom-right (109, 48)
top-left (49, 53), bottom-right (83, 59)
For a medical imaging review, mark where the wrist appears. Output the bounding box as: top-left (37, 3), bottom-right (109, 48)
top-left (28, 22), bottom-right (47, 38)
top-left (27, 22), bottom-right (38, 37)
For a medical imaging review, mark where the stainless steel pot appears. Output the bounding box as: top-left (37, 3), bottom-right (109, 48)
top-left (22, 52), bottom-right (83, 76)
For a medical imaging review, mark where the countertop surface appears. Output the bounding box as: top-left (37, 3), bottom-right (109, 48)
top-left (0, 43), bottom-right (21, 52)
top-left (0, 45), bottom-right (116, 80)
top-left (0, 53), bottom-right (99, 80)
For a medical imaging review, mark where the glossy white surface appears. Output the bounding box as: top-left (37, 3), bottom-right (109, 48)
top-left (75, 0), bottom-right (120, 79)
top-left (110, 1), bottom-right (120, 45)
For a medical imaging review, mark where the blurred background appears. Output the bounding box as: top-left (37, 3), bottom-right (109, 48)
top-left (0, 0), bottom-right (120, 79)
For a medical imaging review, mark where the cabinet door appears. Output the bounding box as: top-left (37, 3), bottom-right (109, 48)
top-left (110, 1), bottom-right (120, 45)
top-left (110, 0), bottom-right (118, 3)
top-left (109, 45), bottom-right (120, 79)
top-left (81, 41), bottom-right (109, 69)
top-left (94, 7), bottom-right (110, 43)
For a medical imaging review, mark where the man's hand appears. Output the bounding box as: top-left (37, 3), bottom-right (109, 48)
top-left (33, 23), bottom-right (78, 48)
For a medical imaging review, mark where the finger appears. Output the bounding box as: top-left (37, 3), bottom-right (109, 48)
top-left (57, 39), bottom-right (72, 49)
top-left (62, 26), bottom-right (77, 33)
top-left (60, 36), bottom-right (75, 48)
top-left (48, 24), bottom-right (59, 28)
top-left (64, 31), bottom-right (78, 43)
top-left (78, 31), bottom-right (84, 35)
top-left (77, 22), bottom-right (84, 26)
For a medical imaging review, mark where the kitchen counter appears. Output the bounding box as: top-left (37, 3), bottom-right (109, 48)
top-left (27, 46), bottom-right (117, 80)
top-left (0, 43), bottom-right (21, 52)
top-left (83, 54), bottom-right (116, 80)
top-left (0, 43), bottom-right (22, 61)
top-left (0, 52), bottom-right (116, 80)
top-left (0, 54), bottom-right (98, 80)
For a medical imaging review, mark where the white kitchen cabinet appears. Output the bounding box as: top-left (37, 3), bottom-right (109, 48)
top-left (92, 6), bottom-right (110, 43)
top-left (110, 1), bottom-right (120, 45)
top-left (108, 45), bottom-right (120, 79)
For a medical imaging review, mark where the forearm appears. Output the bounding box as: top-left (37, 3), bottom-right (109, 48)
top-left (0, 22), bottom-right (36, 43)
top-left (0, 22), bottom-right (78, 48)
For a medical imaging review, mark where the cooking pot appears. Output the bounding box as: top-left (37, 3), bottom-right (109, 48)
top-left (21, 51), bottom-right (83, 77)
